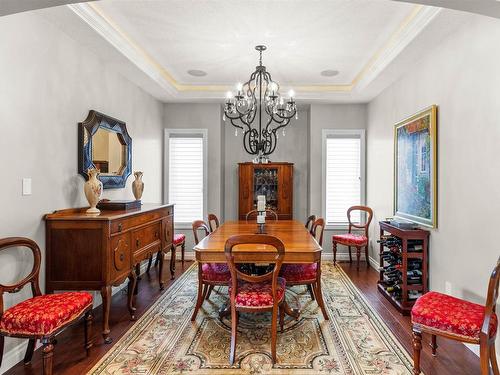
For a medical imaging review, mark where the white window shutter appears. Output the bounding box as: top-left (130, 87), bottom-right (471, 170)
top-left (168, 137), bottom-right (204, 223)
top-left (325, 137), bottom-right (361, 225)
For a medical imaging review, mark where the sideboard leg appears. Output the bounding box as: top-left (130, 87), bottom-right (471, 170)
top-left (170, 244), bottom-right (176, 280)
top-left (128, 272), bottom-right (137, 321)
top-left (100, 285), bottom-right (112, 344)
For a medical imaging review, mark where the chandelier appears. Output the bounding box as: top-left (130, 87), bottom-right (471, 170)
top-left (223, 45), bottom-right (297, 162)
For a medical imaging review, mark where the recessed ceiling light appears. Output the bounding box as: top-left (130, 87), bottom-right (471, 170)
top-left (320, 69), bottom-right (339, 77)
top-left (187, 69), bottom-right (207, 77)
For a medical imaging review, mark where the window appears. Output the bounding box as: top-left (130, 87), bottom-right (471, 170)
top-left (165, 129), bottom-right (207, 226)
top-left (322, 129), bottom-right (366, 226)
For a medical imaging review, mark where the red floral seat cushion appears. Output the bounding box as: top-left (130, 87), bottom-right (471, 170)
top-left (201, 263), bottom-right (231, 283)
top-left (411, 291), bottom-right (498, 340)
top-left (230, 277), bottom-right (286, 308)
top-left (0, 292), bottom-right (93, 336)
top-left (280, 263), bottom-right (317, 283)
top-left (332, 233), bottom-right (368, 246)
top-left (173, 233), bottom-right (186, 246)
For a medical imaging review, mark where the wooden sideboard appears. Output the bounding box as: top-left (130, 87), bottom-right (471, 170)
top-left (44, 204), bottom-right (174, 343)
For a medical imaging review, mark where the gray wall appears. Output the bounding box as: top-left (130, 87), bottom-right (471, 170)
top-left (366, 12), bottom-right (500, 356)
top-left (223, 106), bottom-right (311, 221)
top-left (309, 104), bottom-right (368, 255)
top-left (0, 10), bottom-right (164, 372)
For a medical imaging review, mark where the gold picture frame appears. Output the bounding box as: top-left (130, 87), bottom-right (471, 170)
top-left (394, 105), bottom-right (437, 228)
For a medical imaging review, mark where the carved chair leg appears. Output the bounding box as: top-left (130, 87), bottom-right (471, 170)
top-left (159, 250), bottom-right (165, 290)
top-left (480, 340), bottom-right (491, 375)
top-left (333, 242), bottom-right (337, 265)
top-left (0, 335), bottom-right (4, 367)
top-left (313, 281), bottom-right (329, 320)
top-left (307, 284), bottom-right (315, 301)
top-left (229, 307), bottom-right (238, 365)
top-left (365, 246), bottom-right (369, 267)
top-left (155, 251), bottom-right (161, 266)
top-left (205, 285), bottom-right (214, 300)
top-left (42, 338), bottom-right (55, 375)
top-left (170, 244), bottom-right (176, 280)
top-left (271, 304), bottom-right (279, 364)
top-left (181, 242), bottom-right (185, 264)
top-left (146, 255), bottom-right (153, 273)
top-left (128, 272), bottom-right (137, 321)
top-left (430, 334), bottom-right (438, 356)
top-left (23, 338), bottom-right (36, 365)
top-left (490, 342), bottom-right (499, 375)
top-left (348, 246), bottom-right (352, 263)
top-left (356, 247), bottom-right (361, 270)
top-left (84, 311), bottom-right (93, 356)
top-left (191, 280), bottom-right (205, 321)
top-left (412, 328), bottom-right (422, 375)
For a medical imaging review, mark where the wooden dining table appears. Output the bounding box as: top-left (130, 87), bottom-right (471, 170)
top-left (194, 219), bottom-right (327, 319)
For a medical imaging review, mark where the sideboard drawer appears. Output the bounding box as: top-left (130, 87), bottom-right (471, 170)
top-left (132, 222), bottom-right (161, 252)
top-left (110, 233), bottom-right (131, 281)
top-left (111, 207), bottom-right (171, 234)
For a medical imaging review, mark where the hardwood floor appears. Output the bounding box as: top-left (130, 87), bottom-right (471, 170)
top-left (4, 260), bottom-right (481, 374)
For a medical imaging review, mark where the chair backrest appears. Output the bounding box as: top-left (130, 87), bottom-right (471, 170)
top-left (347, 205), bottom-right (373, 237)
top-left (310, 218), bottom-right (325, 246)
top-left (0, 237), bottom-right (42, 317)
top-left (224, 234), bottom-right (285, 303)
top-left (192, 220), bottom-right (210, 245)
top-left (245, 209), bottom-right (278, 222)
top-left (305, 215), bottom-right (316, 232)
top-left (207, 213), bottom-right (220, 232)
top-left (482, 256), bottom-right (500, 339)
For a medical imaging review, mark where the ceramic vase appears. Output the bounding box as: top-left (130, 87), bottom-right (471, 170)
top-left (132, 171), bottom-right (144, 201)
top-left (84, 168), bottom-right (103, 214)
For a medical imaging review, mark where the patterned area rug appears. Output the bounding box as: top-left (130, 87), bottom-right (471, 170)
top-left (89, 263), bottom-right (416, 374)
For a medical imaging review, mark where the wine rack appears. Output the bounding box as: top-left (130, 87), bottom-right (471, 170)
top-left (377, 221), bottom-right (429, 315)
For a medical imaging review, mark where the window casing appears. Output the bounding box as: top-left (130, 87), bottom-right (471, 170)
top-left (164, 129), bottom-right (207, 227)
top-left (322, 129), bottom-right (366, 228)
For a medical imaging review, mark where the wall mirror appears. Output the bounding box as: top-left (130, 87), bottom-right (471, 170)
top-left (78, 110), bottom-right (132, 189)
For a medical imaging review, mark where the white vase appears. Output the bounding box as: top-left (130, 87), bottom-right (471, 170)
top-left (132, 171), bottom-right (144, 201)
top-left (84, 168), bottom-right (103, 214)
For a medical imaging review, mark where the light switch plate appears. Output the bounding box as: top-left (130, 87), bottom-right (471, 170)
top-left (22, 178), bottom-right (32, 196)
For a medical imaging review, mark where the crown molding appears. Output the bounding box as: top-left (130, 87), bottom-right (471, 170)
top-left (353, 5), bottom-right (442, 91)
top-left (68, 2), bottom-right (440, 98)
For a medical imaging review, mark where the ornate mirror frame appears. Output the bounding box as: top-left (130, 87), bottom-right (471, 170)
top-left (78, 110), bottom-right (132, 189)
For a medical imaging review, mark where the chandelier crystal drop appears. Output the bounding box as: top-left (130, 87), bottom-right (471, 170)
top-left (223, 45), bottom-right (297, 162)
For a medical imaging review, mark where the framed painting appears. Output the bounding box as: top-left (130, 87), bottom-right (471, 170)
top-left (394, 105), bottom-right (437, 228)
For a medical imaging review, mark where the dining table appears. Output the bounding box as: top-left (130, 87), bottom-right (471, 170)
top-left (193, 219), bottom-right (327, 318)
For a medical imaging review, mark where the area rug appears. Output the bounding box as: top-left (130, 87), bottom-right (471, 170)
top-left (88, 263), bottom-right (416, 374)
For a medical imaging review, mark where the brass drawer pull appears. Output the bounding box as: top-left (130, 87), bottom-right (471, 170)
top-left (118, 223), bottom-right (123, 232)
top-left (119, 253), bottom-right (124, 262)
top-left (155, 231), bottom-right (159, 238)
top-left (136, 239), bottom-right (140, 247)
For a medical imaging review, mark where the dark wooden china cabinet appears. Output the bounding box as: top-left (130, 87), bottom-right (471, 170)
top-left (238, 162), bottom-right (293, 220)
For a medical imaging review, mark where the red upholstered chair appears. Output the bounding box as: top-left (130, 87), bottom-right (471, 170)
top-left (208, 213), bottom-right (220, 232)
top-left (280, 218), bottom-right (329, 320)
top-left (411, 257), bottom-right (499, 375)
top-left (225, 234), bottom-right (287, 364)
top-left (0, 237), bottom-right (93, 375)
top-left (191, 220), bottom-right (231, 321)
top-left (332, 205), bottom-right (373, 270)
top-left (147, 233), bottom-right (186, 281)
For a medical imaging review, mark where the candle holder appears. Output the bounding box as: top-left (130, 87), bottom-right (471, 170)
top-left (256, 210), bottom-right (267, 234)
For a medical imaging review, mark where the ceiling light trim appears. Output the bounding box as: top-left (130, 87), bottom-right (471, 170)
top-left (68, 2), bottom-right (438, 96)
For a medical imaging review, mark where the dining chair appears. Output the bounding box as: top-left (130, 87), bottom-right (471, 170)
top-left (411, 257), bottom-right (499, 375)
top-left (305, 214), bottom-right (316, 232)
top-left (332, 205), bottom-right (373, 270)
top-left (0, 238), bottom-right (93, 375)
top-left (191, 220), bottom-right (231, 321)
top-left (245, 209), bottom-right (278, 221)
top-left (225, 234), bottom-right (287, 364)
top-left (147, 234), bottom-right (186, 281)
top-left (208, 213), bottom-right (220, 232)
top-left (280, 218), bottom-right (329, 320)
